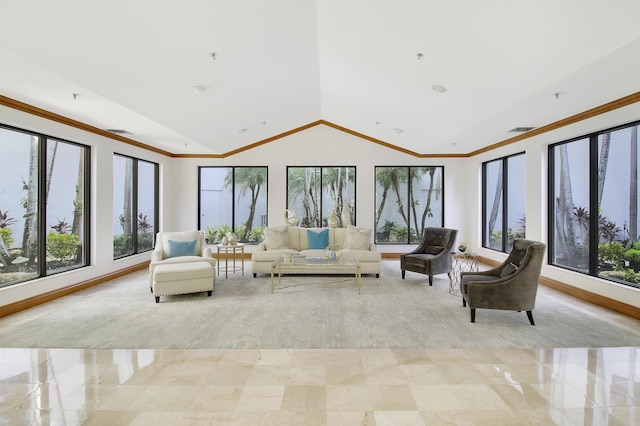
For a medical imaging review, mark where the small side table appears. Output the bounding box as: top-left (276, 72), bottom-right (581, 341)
top-left (216, 243), bottom-right (245, 279)
top-left (450, 252), bottom-right (479, 296)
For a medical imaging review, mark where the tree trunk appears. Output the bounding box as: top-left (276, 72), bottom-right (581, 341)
top-left (72, 151), bottom-right (84, 237)
top-left (558, 144), bottom-right (577, 264)
top-left (597, 132), bottom-right (610, 207)
top-left (420, 168), bottom-right (437, 239)
top-left (488, 162), bottom-right (503, 238)
top-left (122, 161), bottom-right (133, 235)
top-left (22, 136), bottom-right (39, 261)
top-left (630, 126), bottom-right (638, 243)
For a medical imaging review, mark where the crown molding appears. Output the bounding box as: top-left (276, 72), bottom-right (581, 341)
top-left (0, 94), bottom-right (174, 157)
top-left (3, 91), bottom-right (640, 159)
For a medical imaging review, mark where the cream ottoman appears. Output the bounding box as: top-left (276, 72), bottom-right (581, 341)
top-left (152, 261), bottom-right (214, 303)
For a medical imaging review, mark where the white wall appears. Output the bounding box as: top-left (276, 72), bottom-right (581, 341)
top-left (1, 104), bottom-right (639, 310)
top-left (170, 125), bottom-right (468, 251)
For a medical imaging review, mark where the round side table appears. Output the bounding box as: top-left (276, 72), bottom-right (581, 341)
top-left (450, 252), bottom-right (479, 296)
top-left (216, 243), bottom-right (245, 279)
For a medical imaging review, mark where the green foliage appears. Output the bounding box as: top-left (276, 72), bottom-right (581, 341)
top-left (249, 225), bottom-right (264, 242)
top-left (0, 227), bottom-right (14, 248)
top-left (598, 242), bottom-right (625, 268)
top-left (51, 218), bottom-right (72, 234)
top-left (113, 234), bottom-right (133, 258)
top-left (138, 233), bottom-right (154, 252)
top-left (623, 268), bottom-right (640, 284)
top-left (205, 226), bottom-right (219, 243)
top-left (0, 209), bottom-right (18, 228)
top-left (624, 241), bottom-right (640, 263)
top-left (218, 224), bottom-right (232, 238)
top-left (137, 213), bottom-right (152, 233)
top-left (46, 231), bottom-right (79, 260)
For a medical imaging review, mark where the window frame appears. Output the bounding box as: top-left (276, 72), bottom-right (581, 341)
top-left (197, 166), bottom-right (269, 243)
top-left (482, 152), bottom-right (526, 253)
top-left (374, 165), bottom-right (445, 245)
top-left (548, 119), bottom-right (640, 289)
top-left (0, 123), bottom-right (91, 287)
top-left (113, 153), bottom-right (159, 259)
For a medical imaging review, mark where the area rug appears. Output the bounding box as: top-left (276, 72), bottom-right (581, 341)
top-left (1, 261), bottom-right (639, 349)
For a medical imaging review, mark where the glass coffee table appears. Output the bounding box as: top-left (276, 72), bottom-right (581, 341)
top-left (270, 257), bottom-right (362, 294)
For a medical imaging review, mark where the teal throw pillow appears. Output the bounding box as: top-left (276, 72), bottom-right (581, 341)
top-left (307, 229), bottom-right (329, 249)
top-left (167, 239), bottom-right (197, 258)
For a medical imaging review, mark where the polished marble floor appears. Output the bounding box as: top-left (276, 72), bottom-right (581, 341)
top-left (1, 346), bottom-right (638, 425)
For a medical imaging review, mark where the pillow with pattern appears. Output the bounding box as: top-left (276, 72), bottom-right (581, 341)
top-left (263, 226), bottom-right (291, 250)
top-left (344, 226), bottom-right (371, 250)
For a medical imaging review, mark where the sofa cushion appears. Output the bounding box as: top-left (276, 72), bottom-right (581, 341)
top-left (307, 229), bottom-right (329, 249)
top-left (344, 226), bottom-right (371, 250)
top-left (167, 239), bottom-right (197, 258)
top-left (264, 226), bottom-right (291, 250)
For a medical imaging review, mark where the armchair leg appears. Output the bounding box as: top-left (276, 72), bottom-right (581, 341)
top-left (526, 311), bottom-right (535, 326)
top-left (155, 296), bottom-right (160, 303)
top-left (401, 270), bottom-right (405, 279)
top-left (207, 290), bottom-right (212, 297)
top-left (470, 308), bottom-right (476, 323)
top-left (428, 275), bottom-right (433, 286)
top-left (462, 298), bottom-right (466, 307)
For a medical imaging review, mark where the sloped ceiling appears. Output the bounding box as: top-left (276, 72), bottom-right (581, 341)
top-left (1, 0), bottom-right (640, 156)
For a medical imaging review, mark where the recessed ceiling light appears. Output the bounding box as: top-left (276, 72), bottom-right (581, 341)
top-left (394, 128), bottom-right (404, 133)
top-left (106, 129), bottom-right (131, 135)
top-left (238, 128), bottom-right (247, 133)
top-left (432, 85), bottom-right (447, 94)
top-left (509, 127), bottom-right (535, 132)
top-left (191, 85), bottom-right (206, 94)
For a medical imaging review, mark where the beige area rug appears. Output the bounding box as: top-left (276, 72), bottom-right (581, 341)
top-left (1, 260), bottom-right (639, 349)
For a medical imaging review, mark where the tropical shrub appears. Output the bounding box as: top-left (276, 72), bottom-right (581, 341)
top-left (624, 241), bottom-right (640, 263)
top-left (46, 231), bottom-right (79, 260)
top-left (598, 242), bottom-right (625, 269)
top-left (0, 227), bottom-right (14, 248)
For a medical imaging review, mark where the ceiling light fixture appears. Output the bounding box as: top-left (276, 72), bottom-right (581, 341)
top-left (211, 52), bottom-right (217, 60)
top-left (417, 53), bottom-right (424, 60)
top-left (72, 93), bottom-right (79, 100)
top-left (191, 85), bottom-right (206, 94)
top-left (432, 85), bottom-right (447, 94)
top-left (394, 128), bottom-right (404, 133)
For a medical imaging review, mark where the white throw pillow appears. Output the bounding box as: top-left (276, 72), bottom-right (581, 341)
top-left (344, 226), bottom-right (371, 250)
top-left (263, 226), bottom-right (291, 250)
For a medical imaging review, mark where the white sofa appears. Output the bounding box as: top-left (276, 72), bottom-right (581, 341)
top-left (252, 226), bottom-right (381, 277)
top-left (148, 231), bottom-right (217, 301)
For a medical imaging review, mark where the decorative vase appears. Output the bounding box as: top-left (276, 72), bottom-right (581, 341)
top-left (228, 232), bottom-right (238, 245)
top-left (221, 235), bottom-right (229, 245)
top-left (327, 209), bottom-right (338, 228)
top-left (325, 245), bottom-right (342, 261)
top-left (458, 243), bottom-right (467, 253)
top-left (341, 203), bottom-right (351, 227)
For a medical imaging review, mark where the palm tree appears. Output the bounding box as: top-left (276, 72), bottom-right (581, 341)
top-left (225, 167), bottom-right (266, 240)
top-left (288, 168), bottom-right (320, 227)
top-left (375, 167), bottom-right (409, 241)
top-left (409, 167), bottom-right (438, 241)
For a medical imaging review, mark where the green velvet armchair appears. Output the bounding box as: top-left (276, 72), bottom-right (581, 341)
top-left (460, 239), bottom-right (546, 325)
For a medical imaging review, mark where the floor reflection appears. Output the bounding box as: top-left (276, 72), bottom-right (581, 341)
top-left (1, 347), bottom-right (638, 425)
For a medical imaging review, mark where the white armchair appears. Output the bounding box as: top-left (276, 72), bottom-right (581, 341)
top-left (148, 231), bottom-right (217, 302)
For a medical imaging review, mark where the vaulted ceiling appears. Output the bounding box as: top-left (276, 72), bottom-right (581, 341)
top-left (1, 1), bottom-right (640, 156)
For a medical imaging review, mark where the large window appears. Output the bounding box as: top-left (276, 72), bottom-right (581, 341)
top-left (286, 166), bottom-right (356, 228)
top-left (374, 166), bottom-right (444, 244)
top-left (0, 125), bottom-right (90, 288)
top-left (199, 167), bottom-right (268, 244)
top-left (549, 121), bottom-right (640, 289)
top-left (482, 153), bottom-right (526, 252)
top-left (113, 154), bottom-right (158, 259)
